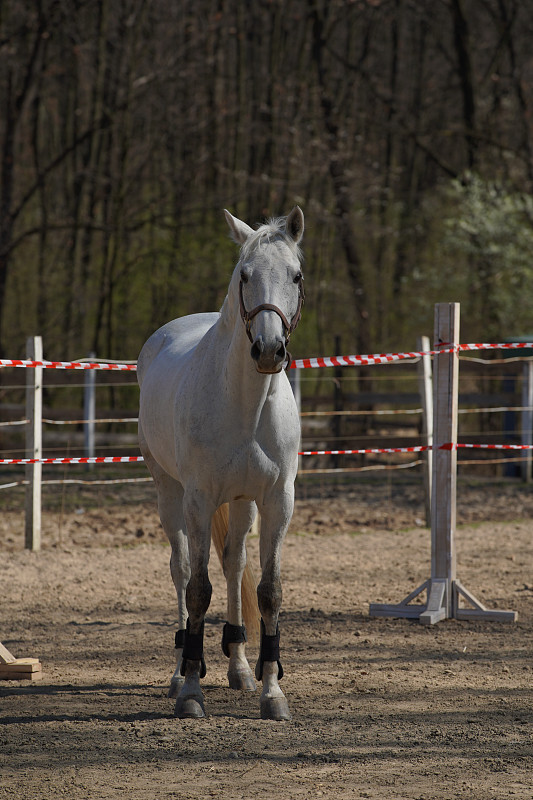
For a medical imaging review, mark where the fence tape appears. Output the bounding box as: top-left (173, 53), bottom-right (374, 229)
top-left (0, 342), bottom-right (531, 372)
top-left (0, 456), bottom-right (145, 465)
top-left (299, 446), bottom-right (431, 456)
top-left (0, 358), bottom-right (137, 371)
top-left (1, 341), bottom-right (531, 468)
top-left (290, 342), bottom-right (533, 369)
top-left (454, 443), bottom-right (533, 451)
top-left (3, 442), bottom-right (533, 464)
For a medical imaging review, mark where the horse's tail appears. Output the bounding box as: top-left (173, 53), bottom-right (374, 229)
top-left (211, 504), bottom-right (260, 644)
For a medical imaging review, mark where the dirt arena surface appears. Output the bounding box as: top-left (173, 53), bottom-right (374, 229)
top-left (1, 476), bottom-right (532, 799)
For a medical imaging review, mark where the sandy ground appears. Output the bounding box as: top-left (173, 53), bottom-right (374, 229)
top-left (1, 476), bottom-right (532, 799)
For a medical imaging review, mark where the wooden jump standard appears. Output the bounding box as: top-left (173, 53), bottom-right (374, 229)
top-left (370, 302), bottom-right (517, 625)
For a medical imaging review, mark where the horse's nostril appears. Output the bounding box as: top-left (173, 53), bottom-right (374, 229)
top-left (275, 342), bottom-right (286, 363)
top-left (251, 338), bottom-right (264, 362)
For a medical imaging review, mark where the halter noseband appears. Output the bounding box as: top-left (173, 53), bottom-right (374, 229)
top-left (238, 276), bottom-right (304, 347)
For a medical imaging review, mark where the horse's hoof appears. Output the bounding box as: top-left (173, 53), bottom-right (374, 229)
top-left (260, 696), bottom-right (291, 721)
top-left (228, 669), bottom-right (256, 691)
top-left (174, 695), bottom-right (205, 719)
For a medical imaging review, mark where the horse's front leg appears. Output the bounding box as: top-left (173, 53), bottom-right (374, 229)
top-left (174, 490), bottom-right (214, 719)
top-left (255, 487), bottom-right (294, 721)
top-left (154, 475), bottom-right (190, 698)
top-left (138, 438), bottom-right (190, 699)
top-left (222, 500), bottom-right (257, 691)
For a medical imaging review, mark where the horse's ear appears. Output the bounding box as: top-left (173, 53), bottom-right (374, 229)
top-left (285, 206), bottom-right (304, 244)
top-left (224, 209), bottom-right (254, 245)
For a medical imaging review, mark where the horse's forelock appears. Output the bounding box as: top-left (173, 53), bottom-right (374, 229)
top-left (239, 217), bottom-right (302, 264)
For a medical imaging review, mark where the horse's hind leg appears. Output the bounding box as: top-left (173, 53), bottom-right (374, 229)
top-left (222, 500), bottom-right (256, 691)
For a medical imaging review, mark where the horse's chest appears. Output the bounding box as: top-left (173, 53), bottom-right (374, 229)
top-left (178, 408), bottom-right (295, 494)
top-left (226, 439), bottom-right (280, 482)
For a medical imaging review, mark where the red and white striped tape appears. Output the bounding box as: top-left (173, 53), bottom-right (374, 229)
top-left (0, 442), bottom-right (533, 464)
top-left (290, 342), bottom-right (533, 370)
top-left (0, 456), bottom-right (144, 465)
top-left (0, 358), bottom-right (136, 371)
top-left (454, 443), bottom-right (533, 451)
top-left (300, 443), bottom-right (533, 456)
top-left (0, 342), bottom-right (531, 372)
top-left (4, 442), bottom-right (533, 464)
top-left (298, 446), bottom-right (430, 456)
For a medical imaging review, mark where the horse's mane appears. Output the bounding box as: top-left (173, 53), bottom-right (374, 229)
top-left (238, 217), bottom-right (303, 264)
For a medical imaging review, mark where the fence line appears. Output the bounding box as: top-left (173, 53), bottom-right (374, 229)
top-left (0, 318), bottom-right (528, 630)
top-left (2, 340), bottom-right (533, 373)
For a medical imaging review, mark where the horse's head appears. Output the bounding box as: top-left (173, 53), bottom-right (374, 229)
top-left (225, 207), bottom-right (305, 374)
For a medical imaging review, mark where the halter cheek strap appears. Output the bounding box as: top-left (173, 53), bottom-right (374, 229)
top-left (239, 278), bottom-right (304, 346)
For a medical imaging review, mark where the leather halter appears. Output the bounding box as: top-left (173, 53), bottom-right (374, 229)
top-left (238, 276), bottom-right (304, 346)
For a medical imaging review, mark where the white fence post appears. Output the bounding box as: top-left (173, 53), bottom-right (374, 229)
top-left (520, 360), bottom-right (533, 483)
top-left (84, 353), bottom-right (96, 468)
top-left (25, 336), bottom-right (43, 551)
top-left (417, 334), bottom-right (433, 527)
top-left (289, 367), bottom-right (302, 473)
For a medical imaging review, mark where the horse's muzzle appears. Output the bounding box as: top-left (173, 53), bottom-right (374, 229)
top-left (251, 335), bottom-right (287, 374)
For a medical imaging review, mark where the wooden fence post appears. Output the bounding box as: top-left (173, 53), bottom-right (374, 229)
top-left (417, 335), bottom-right (433, 527)
top-left (25, 336), bottom-right (42, 551)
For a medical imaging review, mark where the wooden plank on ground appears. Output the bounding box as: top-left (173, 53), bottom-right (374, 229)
top-left (0, 671), bottom-right (43, 682)
top-left (0, 657), bottom-right (41, 671)
top-left (0, 657), bottom-right (43, 680)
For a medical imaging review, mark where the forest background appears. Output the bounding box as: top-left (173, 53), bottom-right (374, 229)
top-left (2, 0), bottom-right (533, 368)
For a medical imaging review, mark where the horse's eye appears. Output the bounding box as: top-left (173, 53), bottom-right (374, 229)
top-left (293, 272), bottom-right (303, 284)
top-left (240, 271), bottom-right (248, 284)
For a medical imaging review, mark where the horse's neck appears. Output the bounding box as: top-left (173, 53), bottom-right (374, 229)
top-left (219, 315), bottom-right (277, 423)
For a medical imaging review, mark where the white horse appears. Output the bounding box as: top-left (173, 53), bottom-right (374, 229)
top-left (137, 207), bottom-right (304, 720)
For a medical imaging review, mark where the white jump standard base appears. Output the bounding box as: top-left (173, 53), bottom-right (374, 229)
top-left (369, 577), bottom-right (517, 625)
top-left (369, 303), bottom-right (517, 626)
